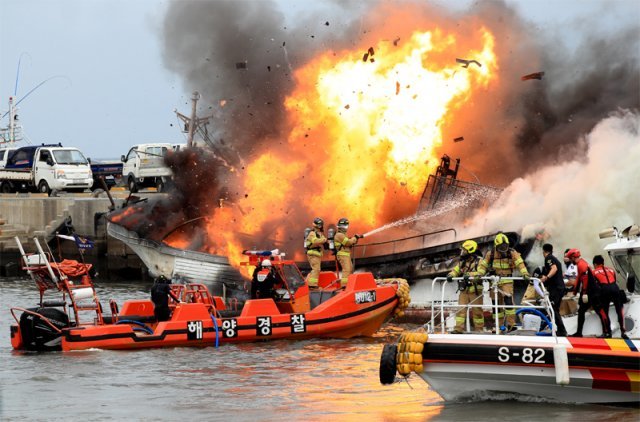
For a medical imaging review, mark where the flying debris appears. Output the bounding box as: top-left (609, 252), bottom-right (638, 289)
top-left (521, 71), bottom-right (545, 81)
top-left (456, 58), bottom-right (482, 68)
top-left (235, 62), bottom-right (247, 70)
top-left (325, 21), bottom-right (329, 26)
top-left (363, 46), bottom-right (376, 63)
top-left (395, 81), bottom-right (400, 95)
top-left (453, 136), bottom-right (464, 143)
top-left (393, 37), bottom-right (401, 46)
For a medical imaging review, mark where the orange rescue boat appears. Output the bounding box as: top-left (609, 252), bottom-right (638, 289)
top-left (10, 242), bottom-right (409, 352)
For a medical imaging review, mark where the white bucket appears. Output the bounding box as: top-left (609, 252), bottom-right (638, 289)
top-left (522, 314), bottom-right (542, 331)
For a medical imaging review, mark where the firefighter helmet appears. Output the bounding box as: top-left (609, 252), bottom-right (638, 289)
top-left (313, 217), bottom-right (324, 229)
top-left (337, 218), bottom-right (349, 230)
top-left (565, 248), bottom-right (581, 260)
top-left (461, 239), bottom-right (478, 255)
top-left (261, 259), bottom-right (272, 268)
top-left (494, 233), bottom-right (509, 252)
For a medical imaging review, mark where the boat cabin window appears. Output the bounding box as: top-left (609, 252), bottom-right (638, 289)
top-left (612, 252), bottom-right (640, 291)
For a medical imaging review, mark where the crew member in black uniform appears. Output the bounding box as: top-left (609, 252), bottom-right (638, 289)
top-left (251, 259), bottom-right (277, 300)
top-left (539, 244), bottom-right (568, 336)
top-left (151, 276), bottom-right (181, 321)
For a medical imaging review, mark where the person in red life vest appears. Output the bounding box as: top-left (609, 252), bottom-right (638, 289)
top-left (566, 249), bottom-right (608, 337)
top-left (592, 255), bottom-right (627, 339)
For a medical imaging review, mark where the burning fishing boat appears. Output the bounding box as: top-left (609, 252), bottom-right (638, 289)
top-left (107, 221), bottom-right (243, 295)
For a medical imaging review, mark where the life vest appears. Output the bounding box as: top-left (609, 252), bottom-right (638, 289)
top-left (256, 269), bottom-right (270, 282)
top-left (593, 265), bottom-right (616, 285)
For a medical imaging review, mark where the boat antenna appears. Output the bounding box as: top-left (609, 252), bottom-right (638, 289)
top-left (14, 52), bottom-right (32, 96)
top-left (2, 75), bottom-right (72, 120)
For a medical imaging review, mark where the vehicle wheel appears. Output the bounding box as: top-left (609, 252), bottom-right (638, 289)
top-left (128, 176), bottom-right (138, 193)
top-left (0, 182), bottom-right (12, 193)
top-left (38, 180), bottom-right (50, 195)
top-left (379, 343), bottom-right (398, 385)
top-left (156, 179), bottom-right (165, 193)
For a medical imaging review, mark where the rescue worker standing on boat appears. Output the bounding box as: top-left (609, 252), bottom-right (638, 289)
top-left (567, 249), bottom-right (608, 337)
top-left (538, 244), bottom-right (568, 336)
top-left (592, 255), bottom-right (626, 338)
top-left (447, 240), bottom-right (484, 334)
top-left (477, 233), bottom-right (530, 332)
top-left (151, 276), bottom-right (181, 322)
top-left (305, 218), bottom-right (327, 288)
top-left (333, 218), bottom-right (362, 287)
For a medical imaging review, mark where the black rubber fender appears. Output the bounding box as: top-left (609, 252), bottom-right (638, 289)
top-left (379, 343), bottom-right (398, 385)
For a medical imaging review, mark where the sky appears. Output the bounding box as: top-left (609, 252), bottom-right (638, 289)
top-left (1, 0), bottom-right (639, 160)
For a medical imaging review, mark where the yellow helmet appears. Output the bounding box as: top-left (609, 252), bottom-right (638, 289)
top-left (461, 240), bottom-right (478, 254)
top-left (494, 233), bottom-right (509, 252)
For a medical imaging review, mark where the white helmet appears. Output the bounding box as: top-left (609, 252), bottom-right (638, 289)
top-left (261, 259), bottom-right (272, 268)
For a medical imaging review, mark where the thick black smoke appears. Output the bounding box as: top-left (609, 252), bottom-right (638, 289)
top-left (161, 0), bottom-right (366, 163)
top-left (113, 0), bottom-right (639, 250)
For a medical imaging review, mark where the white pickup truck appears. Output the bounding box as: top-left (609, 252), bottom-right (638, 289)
top-left (121, 143), bottom-right (173, 192)
top-left (0, 144), bottom-right (93, 194)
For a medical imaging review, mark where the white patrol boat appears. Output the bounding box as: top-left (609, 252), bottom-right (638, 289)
top-left (378, 224), bottom-right (640, 404)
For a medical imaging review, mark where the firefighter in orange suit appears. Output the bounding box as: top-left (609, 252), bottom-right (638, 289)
top-left (305, 217), bottom-right (326, 288)
top-left (333, 218), bottom-right (362, 287)
top-left (477, 233), bottom-right (530, 331)
top-left (447, 240), bottom-right (484, 333)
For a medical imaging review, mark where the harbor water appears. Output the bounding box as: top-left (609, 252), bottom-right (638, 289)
top-left (1, 278), bottom-right (638, 421)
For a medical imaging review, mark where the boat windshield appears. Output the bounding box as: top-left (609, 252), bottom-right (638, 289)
top-left (53, 149), bottom-right (88, 165)
top-left (279, 264), bottom-right (306, 292)
top-left (611, 251), bottom-right (640, 291)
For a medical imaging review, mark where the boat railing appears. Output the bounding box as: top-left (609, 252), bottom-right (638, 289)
top-left (352, 228), bottom-right (457, 259)
top-left (428, 276), bottom-right (558, 338)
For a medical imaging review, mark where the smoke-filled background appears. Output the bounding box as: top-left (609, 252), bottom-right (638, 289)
top-left (111, 0), bottom-right (639, 264)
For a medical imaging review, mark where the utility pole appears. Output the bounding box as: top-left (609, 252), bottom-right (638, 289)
top-left (174, 91), bottom-right (212, 148)
top-left (1, 96), bottom-right (22, 146)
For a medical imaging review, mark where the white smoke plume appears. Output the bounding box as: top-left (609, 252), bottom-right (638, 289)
top-left (464, 110), bottom-right (640, 261)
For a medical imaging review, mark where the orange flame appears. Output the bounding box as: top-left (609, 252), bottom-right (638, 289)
top-left (170, 23), bottom-right (498, 274)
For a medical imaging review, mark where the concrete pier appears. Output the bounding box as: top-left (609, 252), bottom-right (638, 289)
top-left (0, 192), bottom-right (158, 280)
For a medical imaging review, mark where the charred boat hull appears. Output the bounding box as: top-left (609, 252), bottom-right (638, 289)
top-left (107, 222), bottom-right (245, 296)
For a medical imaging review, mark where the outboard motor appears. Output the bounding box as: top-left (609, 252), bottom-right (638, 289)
top-left (19, 307), bottom-right (69, 351)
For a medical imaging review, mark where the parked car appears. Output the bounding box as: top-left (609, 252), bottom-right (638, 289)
top-left (121, 143), bottom-right (173, 192)
top-left (0, 144), bottom-right (93, 194)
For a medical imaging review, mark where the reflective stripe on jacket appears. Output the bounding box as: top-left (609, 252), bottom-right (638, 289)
top-left (305, 230), bottom-right (326, 257)
top-left (334, 231), bottom-right (357, 257)
top-left (477, 248), bottom-right (529, 283)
